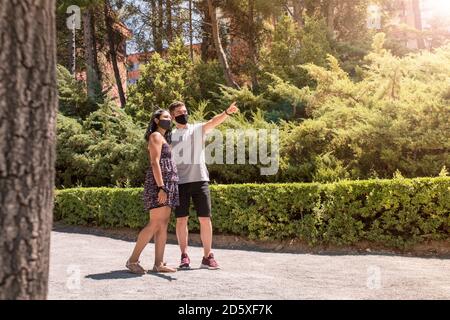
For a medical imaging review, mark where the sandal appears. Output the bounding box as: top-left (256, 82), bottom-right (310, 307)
top-left (152, 262), bottom-right (177, 273)
top-left (126, 259), bottom-right (146, 274)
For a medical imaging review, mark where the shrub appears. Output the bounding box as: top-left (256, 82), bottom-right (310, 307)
top-left (54, 177), bottom-right (450, 248)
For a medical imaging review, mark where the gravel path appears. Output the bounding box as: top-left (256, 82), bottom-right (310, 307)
top-left (48, 231), bottom-right (450, 300)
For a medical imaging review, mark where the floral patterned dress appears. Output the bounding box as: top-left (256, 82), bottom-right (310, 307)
top-left (143, 143), bottom-right (179, 211)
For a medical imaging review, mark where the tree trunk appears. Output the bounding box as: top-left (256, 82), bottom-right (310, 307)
top-left (68, 24), bottom-right (76, 75)
top-left (0, 0), bottom-right (57, 300)
top-left (327, 0), bottom-right (335, 36)
top-left (207, 0), bottom-right (239, 88)
top-left (198, 0), bottom-right (215, 61)
top-left (150, 0), bottom-right (163, 53)
top-left (247, 0), bottom-right (259, 90)
top-left (104, 0), bottom-right (126, 108)
top-left (90, 12), bottom-right (102, 84)
top-left (189, 0), bottom-right (194, 60)
top-left (166, 0), bottom-right (173, 43)
top-left (412, 0), bottom-right (425, 49)
top-left (293, 0), bottom-right (304, 28)
top-left (156, 0), bottom-right (164, 52)
top-left (82, 8), bottom-right (102, 101)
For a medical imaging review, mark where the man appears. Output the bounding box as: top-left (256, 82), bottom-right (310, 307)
top-left (169, 100), bottom-right (239, 270)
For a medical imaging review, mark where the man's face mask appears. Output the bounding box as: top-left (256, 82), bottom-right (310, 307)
top-left (175, 113), bottom-right (189, 125)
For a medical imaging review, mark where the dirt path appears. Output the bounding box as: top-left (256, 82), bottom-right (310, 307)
top-left (48, 231), bottom-right (450, 300)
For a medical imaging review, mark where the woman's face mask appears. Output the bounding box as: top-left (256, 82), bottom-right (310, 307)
top-left (158, 119), bottom-right (172, 130)
top-left (175, 113), bottom-right (189, 125)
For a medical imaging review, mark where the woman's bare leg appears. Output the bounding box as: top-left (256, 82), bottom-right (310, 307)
top-left (154, 207), bottom-right (171, 266)
top-left (129, 207), bottom-right (167, 263)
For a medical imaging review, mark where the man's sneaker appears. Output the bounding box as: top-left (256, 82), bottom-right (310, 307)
top-left (200, 253), bottom-right (220, 270)
top-left (179, 253), bottom-right (191, 270)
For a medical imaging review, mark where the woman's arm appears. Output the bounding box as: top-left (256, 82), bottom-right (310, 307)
top-left (148, 132), bottom-right (167, 204)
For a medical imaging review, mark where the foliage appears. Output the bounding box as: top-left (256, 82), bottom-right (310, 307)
top-left (54, 177), bottom-right (450, 248)
top-left (279, 34), bottom-right (450, 181)
top-left (57, 65), bottom-right (99, 119)
top-left (125, 37), bottom-right (193, 123)
top-left (56, 101), bottom-right (148, 188)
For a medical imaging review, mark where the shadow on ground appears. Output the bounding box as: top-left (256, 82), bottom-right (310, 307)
top-left (85, 270), bottom-right (178, 282)
top-left (85, 270), bottom-right (144, 280)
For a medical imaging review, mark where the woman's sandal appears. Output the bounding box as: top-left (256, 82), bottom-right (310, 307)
top-left (126, 259), bottom-right (146, 274)
top-left (152, 262), bottom-right (177, 273)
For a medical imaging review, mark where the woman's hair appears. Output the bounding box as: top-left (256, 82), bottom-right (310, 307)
top-left (144, 109), bottom-right (172, 144)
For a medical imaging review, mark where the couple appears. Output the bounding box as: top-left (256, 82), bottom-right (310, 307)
top-left (125, 100), bottom-right (239, 274)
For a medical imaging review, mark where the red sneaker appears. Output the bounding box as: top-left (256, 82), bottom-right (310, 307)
top-left (200, 253), bottom-right (220, 270)
top-left (179, 253), bottom-right (191, 270)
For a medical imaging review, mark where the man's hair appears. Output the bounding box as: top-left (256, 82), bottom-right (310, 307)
top-left (168, 101), bottom-right (185, 114)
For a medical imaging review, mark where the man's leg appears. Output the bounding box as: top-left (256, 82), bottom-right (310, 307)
top-left (175, 183), bottom-right (190, 255)
top-left (193, 182), bottom-right (219, 269)
top-left (199, 217), bottom-right (212, 258)
top-left (176, 216), bottom-right (189, 255)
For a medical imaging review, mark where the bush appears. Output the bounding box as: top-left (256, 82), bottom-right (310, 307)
top-left (57, 65), bottom-right (99, 119)
top-left (54, 177), bottom-right (450, 248)
top-left (56, 102), bottom-right (148, 188)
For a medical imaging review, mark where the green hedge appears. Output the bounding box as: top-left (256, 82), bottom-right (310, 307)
top-left (54, 177), bottom-right (450, 248)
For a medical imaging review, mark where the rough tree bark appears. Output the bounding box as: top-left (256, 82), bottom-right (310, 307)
top-left (104, 0), bottom-right (126, 108)
top-left (198, 0), bottom-right (215, 61)
top-left (412, 0), bottom-right (425, 49)
top-left (166, 0), bottom-right (173, 43)
top-left (292, 0), bottom-right (304, 28)
top-left (156, 0), bottom-right (165, 53)
top-left (83, 7), bottom-right (102, 100)
top-left (189, 0), bottom-right (194, 60)
top-left (327, 0), bottom-right (335, 35)
top-left (207, 0), bottom-right (239, 88)
top-left (247, 0), bottom-right (260, 91)
top-left (0, 0), bottom-right (57, 299)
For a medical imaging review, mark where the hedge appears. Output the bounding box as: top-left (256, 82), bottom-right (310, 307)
top-left (54, 177), bottom-right (450, 248)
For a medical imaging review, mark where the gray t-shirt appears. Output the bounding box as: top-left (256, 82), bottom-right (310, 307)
top-left (171, 122), bottom-right (209, 185)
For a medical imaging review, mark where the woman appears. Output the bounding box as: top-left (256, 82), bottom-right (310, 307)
top-left (126, 109), bottom-right (179, 274)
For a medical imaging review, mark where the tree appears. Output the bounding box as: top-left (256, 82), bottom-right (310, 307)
top-left (188, 0), bottom-right (194, 60)
top-left (291, 0), bottom-right (305, 27)
top-left (411, 0), bottom-right (425, 49)
top-left (126, 37), bottom-right (194, 122)
top-left (82, 1), bottom-right (104, 101)
top-left (299, 14), bottom-right (333, 68)
top-left (125, 0), bottom-right (192, 54)
top-left (196, 0), bottom-right (216, 61)
top-left (217, 0), bottom-right (285, 90)
top-left (149, 0), bottom-right (164, 52)
top-left (281, 34), bottom-right (450, 181)
top-left (207, 0), bottom-right (239, 88)
top-left (260, 14), bottom-right (303, 86)
top-left (0, 0), bottom-right (58, 299)
top-left (104, 0), bottom-right (127, 108)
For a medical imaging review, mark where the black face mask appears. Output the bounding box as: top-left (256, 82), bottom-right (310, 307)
top-left (175, 113), bottom-right (189, 125)
top-left (158, 119), bottom-right (171, 130)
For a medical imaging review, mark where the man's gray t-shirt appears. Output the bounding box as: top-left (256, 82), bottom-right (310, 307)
top-left (171, 123), bottom-right (209, 185)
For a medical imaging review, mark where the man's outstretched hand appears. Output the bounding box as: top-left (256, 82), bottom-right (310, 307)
top-left (226, 102), bottom-right (239, 115)
top-left (204, 102), bottom-right (240, 135)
